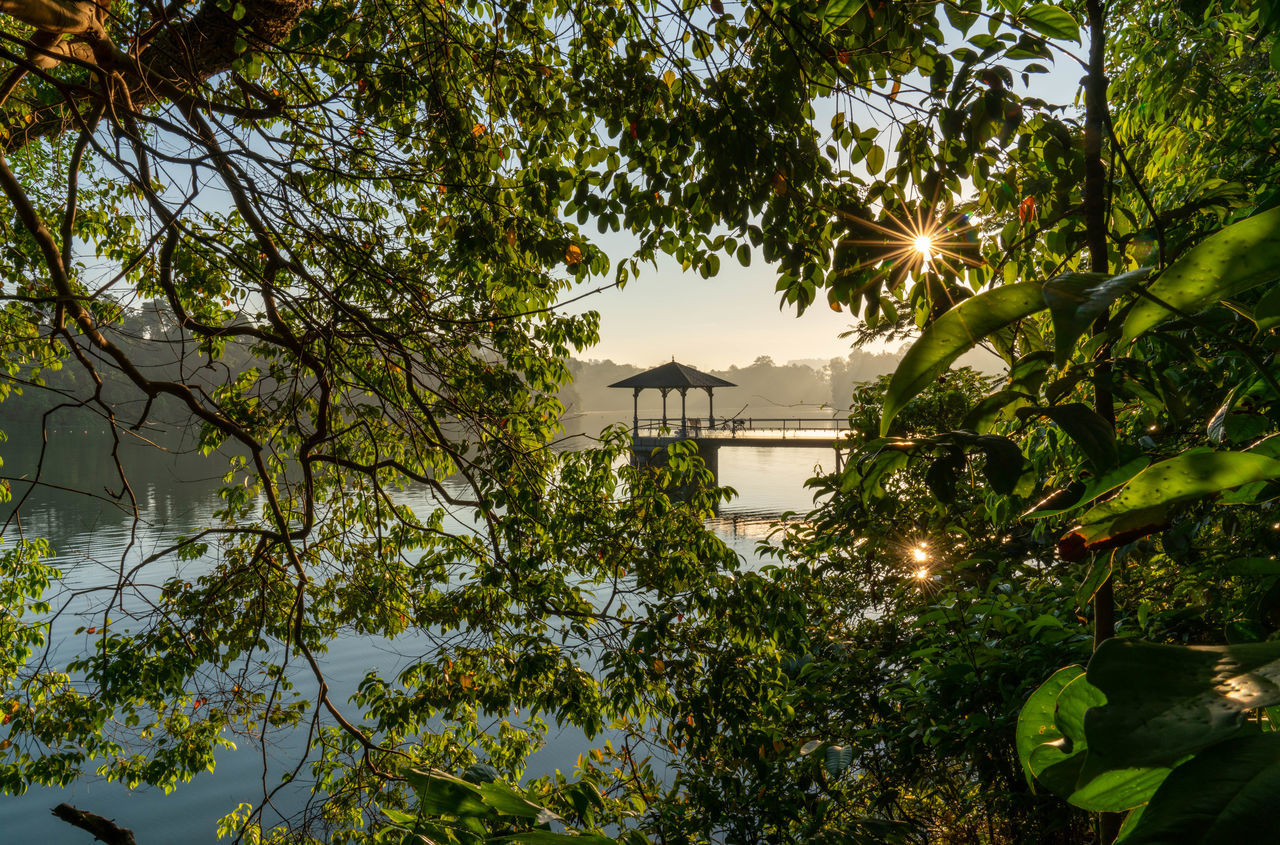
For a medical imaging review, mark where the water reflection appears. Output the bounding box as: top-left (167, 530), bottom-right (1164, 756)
top-left (0, 428), bottom-right (834, 842)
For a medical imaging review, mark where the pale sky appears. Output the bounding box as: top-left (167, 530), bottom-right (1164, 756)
top-left (566, 254), bottom-right (869, 370)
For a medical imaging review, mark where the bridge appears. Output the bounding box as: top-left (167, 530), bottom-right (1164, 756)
top-left (608, 361), bottom-right (853, 475)
top-left (632, 417), bottom-right (853, 473)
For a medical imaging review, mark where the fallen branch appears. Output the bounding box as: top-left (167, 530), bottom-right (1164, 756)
top-left (51, 803), bottom-right (138, 845)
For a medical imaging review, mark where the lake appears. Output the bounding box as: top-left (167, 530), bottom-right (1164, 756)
top-left (0, 425), bottom-right (836, 842)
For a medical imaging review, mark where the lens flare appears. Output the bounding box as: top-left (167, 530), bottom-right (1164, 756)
top-left (830, 201), bottom-right (983, 303)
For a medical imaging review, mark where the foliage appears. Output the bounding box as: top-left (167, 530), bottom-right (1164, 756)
top-left (749, 0), bottom-right (1280, 841)
top-left (1, 0), bottom-right (1279, 841)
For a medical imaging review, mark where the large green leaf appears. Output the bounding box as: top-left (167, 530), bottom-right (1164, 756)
top-left (821, 0), bottom-right (866, 31)
top-left (1219, 433), bottom-right (1280, 504)
top-left (1023, 457), bottom-right (1150, 519)
top-left (1067, 451), bottom-right (1280, 547)
top-left (1117, 735), bottom-right (1280, 843)
top-left (1085, 639), bottom-right (1280, 773)
top-left (1020, 4), bottom-right (1081, 41)
top-left (1017, 667), bottom-right (1106, 797)
top-left (407, 769), bottom-right (493, 817)
top-left (881, 284), bottom-right (1046, 434)
top-left (479, 781), bottom-right (559, 822)
top-left (1122, 206), bottom-right (1280, 342)
top-left (962, 389), bottom-right (1034, 433)
top-left (1016, 665), bottom-right (1084, 788)
top-left (1042, 269), bottom-right (1149, 366)
top-left (1068, 765), bottom-right (1171, 813)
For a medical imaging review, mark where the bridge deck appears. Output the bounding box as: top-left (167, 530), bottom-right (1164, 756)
top-left (630, 416), bottom-right (850, 450)
top-left (633, 434), bottom-right (846, 450)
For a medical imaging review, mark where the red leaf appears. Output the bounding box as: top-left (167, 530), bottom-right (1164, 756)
top-left (1018, 196), bottom-right (1036, 223)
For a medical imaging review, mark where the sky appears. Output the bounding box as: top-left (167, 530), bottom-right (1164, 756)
top-left (564, 26), bottom-right (1084, 372)
top-left (564, 251), bottom-right (875, 371)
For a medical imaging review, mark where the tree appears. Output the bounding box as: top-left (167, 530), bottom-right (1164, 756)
top-left (0, 0), bottom-right (980, 839)
top-left (5, 0), bottom-right (1278, 840)
top-left (697, 0), bottom-right (1280, 841)
top-left (522, 0), bottom-right (1280, 842)
top-left (0, 0), bottom-right (834, 838)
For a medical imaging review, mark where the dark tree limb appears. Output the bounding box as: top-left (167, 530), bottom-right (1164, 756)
top-left (51, 803), bottom-right (138, 845)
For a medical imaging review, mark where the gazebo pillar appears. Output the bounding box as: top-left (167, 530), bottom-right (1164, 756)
top-left (705, 387), bottom-right (715, 429)
top-left (632, 387), bottom-right (641, 435)
top-left (660, 388), bottom-right (670, 429)
top-left (679, 387), bottom-right (688, 437)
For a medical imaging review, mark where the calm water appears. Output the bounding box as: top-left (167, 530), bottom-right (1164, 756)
top-left (0, 427), bottom-right (834, 842)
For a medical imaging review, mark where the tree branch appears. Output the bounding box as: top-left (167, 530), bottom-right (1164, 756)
top-left (51, 803), bottom-right (138, 845)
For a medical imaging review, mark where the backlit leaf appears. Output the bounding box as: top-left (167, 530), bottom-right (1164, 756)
top-left (1067, 451), bottom-right (1280, 547)
top-left (1123, 207), bottom-right (1280, 342)
top-left (881, 284), bottom-right (1047, 434)
top-left (1086, 639), bottom-right (1280, 772)
top-left (1042, 269), bottom-right (1149, 366)
top-left (1020, 4), bottom-right (1081, 42)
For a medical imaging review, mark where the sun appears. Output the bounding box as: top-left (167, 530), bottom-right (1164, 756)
top-left (830, 203), bottom-right (982, 292)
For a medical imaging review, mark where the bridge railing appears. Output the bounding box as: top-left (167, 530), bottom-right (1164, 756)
top-left (633, 416), bottom-right (850, 440)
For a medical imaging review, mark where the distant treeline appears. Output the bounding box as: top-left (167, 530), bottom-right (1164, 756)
top-left (562, 349), bottom-right (908, 420)
top-left (0, 300), bottom-right (263, 448)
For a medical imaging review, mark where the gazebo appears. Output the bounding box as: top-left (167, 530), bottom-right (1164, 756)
top-left (608, 361), bottom-right (736, 436)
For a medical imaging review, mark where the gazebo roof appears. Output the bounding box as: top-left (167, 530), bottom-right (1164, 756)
top-left (607, 361), bottom-right (736, 390)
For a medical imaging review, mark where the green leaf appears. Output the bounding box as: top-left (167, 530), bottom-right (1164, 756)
top-left (1016, 665), bottom-right (1084, 789)
top-left (1074, 552), bottom-right (1113, 609)
top-left (1085, 639), bottom-right (1280, 774)
top-left (406, 769), bottom-right (492, 817)
top-left (822, 0), bottom-right (866, 31)
top-left (1042, 269), bottom-right (1149, 366)
top-left (1020, 4), bottom-right (1081, 42)
top-left (1251, 283), bottom-right (1280, 331)
top-left (1019, 669), bottom-right (1107, 798)
top-left (1069, 766), bottom-right (1171, 813)
top-left (1019, 403), bottom-right (1118, 470)
top-left (479, 781), bottom-right (559, 821)
top-left (970, 433), bottom-right (1026, 495)
top-left (865, 144), bottom-right (885, 175)
top-left (381, 806), bottom-right (419, 826)
top-left (1024, 457), bottom-right (1150, 519)
top-left (943, 3), bottom-right (978, 35)
top-left (881, 284), bottom-right (1046, 434)
top-left (1118, 735), bottom-right (1280, 843)
top-left (1123, 207), bottom-right (1280, 343)
top-left (1070, 451), bottom-right (1280, 547)
top-left (961, 390), bottom-right (1033, 433)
